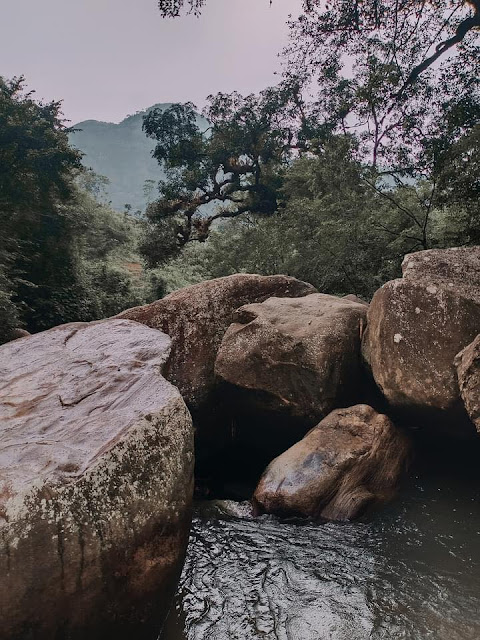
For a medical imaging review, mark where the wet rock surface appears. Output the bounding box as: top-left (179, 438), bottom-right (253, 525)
top-left (117, 274), bottom-right (316, 412)
top-left (363, 247), bottom-right (480, 436)
top-left (456, 334), bottom-right (480, 433)
top-left (215, 294), bottom-right (368, 426)
top-left (0, 319), bottom-right (194, 640)
top-left (253, 405), bottom-right (410, 521)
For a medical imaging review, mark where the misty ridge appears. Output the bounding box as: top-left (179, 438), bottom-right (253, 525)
top-left (1, 2), bottom-right (480, 640)
top-left (70, 105), bottom-right (209, 212)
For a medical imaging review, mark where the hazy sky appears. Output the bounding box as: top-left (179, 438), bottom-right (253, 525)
top-left (1, 0), bottom-right (303, 124)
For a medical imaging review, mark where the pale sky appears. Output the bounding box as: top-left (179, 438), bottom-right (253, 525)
top-left (1, 0), bottom-right (303, 124)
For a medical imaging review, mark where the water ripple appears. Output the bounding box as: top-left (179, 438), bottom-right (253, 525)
top-left (163, 466), bottom-right (480, 640)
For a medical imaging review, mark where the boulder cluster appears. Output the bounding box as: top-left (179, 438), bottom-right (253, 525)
top-left (1, 247), bottom-right (479, 638)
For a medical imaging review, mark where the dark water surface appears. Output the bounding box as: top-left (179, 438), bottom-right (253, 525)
top-left (162, 451), bottom-right (480, 640)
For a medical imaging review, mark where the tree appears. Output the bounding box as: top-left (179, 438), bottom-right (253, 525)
top-left (285, 0), bottom-right (480, 249)
top-left (140, 86), bottom-right (315, 265)
top-left (0, 76), bottom-right (152, 342)
top-left (153, 1), bottom-right (479, 254)
top-left (288, 2), bottom-right (479, 163)
top-left (164, 138), bottom-right (418, 299)
top-left (173, 135), bottom-right (474, 299)
top-left (0, 76), bottom-right (85, 339)
top-left (150, 0), bottom-right (479, 290)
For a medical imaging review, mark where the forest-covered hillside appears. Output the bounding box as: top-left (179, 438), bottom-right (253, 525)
top-left (69, 105), bottom-right (208, 212)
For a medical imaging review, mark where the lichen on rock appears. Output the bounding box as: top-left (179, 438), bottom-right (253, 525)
top-left (0, 319), bottom-right (194, 640)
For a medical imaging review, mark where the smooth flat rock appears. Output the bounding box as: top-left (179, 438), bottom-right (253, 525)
top-left (253, 405), bottom-right (410, 521)
top-left (116, 274), bottom-right (316, 412)
top-left (0, 319), bottom-right (194, 639)
top-left (362, 247), bottom-right (480, 435)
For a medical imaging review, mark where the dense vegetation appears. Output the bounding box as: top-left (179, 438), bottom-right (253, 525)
top-left (1, 1), bottom-right (478, 342)
top-left (142, 0), bottom-right (479, 295)
top-left (0, 77), bottom-right (154, 344)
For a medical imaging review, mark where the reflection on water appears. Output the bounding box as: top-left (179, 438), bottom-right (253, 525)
top-left (162, 452), bottom-right (480, 640)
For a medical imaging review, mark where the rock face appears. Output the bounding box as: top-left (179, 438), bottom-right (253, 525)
top-left (456, 334), bottom-right (480, 433)
top-left (0, 320), bottom-right (194, 640)
top-left (7, 328), bottom-right (31, 341)
top-left (117, 274), bottom-right (316, 412)
top-left (343, 294), bottom-right (369, 306)
top-left (215, 294), bottom-right (368, 424)
top-left (253, 405), bottom-right (409, 521)
top-left (363, 247), bottom-right (480, 435)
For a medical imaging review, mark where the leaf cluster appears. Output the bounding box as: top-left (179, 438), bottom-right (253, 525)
top-left (0, 77), bottom-right (153, 342)
top-left (141, 86), bottom-right (319, 264)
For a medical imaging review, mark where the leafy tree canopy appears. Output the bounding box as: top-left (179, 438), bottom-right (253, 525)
top-left (0, 76), bottom-right (82, 213)
top-left (149, 0), bottom-right (479, 263)
top-left (164, 137), bottom-right (478, 300)
top-left (141, 84), bottom-right (325, 264)
top-left (0, 76), bottom-right (83, 340)
top-left (286, 2), bottom-right (480, 168)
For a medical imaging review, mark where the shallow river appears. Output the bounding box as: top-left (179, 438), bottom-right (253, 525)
top-left (162, 448), bottom-right (480, 640)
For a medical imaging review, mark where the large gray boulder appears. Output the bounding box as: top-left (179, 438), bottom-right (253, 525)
top-left (117, 274), bottom-right (316, 413)
top-left (215, 293), bottom-right (369, 425)
top-left (456, 334), bottom-right (480, 433)
top-left (0, 319), bottom-right (194, 640)
top-left (363, 247), bottom-right (480, 435)
top-left (253, 405), bottom-right (410, 521)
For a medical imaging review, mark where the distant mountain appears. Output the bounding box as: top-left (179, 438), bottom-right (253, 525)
top-left (70, 104), bottom-right (207, 213)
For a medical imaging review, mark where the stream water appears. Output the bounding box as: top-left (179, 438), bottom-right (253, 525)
top-left (162, 445), bottom-right (480, 640)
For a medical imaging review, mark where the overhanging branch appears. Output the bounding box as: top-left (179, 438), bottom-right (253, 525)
top-left (395, 1), bottom-right (480, 100)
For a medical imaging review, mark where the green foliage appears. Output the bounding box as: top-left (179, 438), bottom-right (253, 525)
top-left (0, 77), bottom-right (153, 342)
top-left (434, 124), bottom-right (480, 243)
top-left (160, 138), bottom-right (479, 300)
top-left (69, 186), bottom-right (150, 319)
top-left (0, 76), bottom-right (82, 212)
top-left (0, 262), bottom-right (20, 343)
top-left (141, 86), bottom-right (313, 265)
top-left (0, 76), bottom-right (85, 337)
top-left (148, 243), bottom-right (210, 296)
top-left (147, 0), bottom-right (480, 273)
top-left (287, 2), bottom-right (480, 171)
top-left (4, 0), bottom-right (480, 342)
top-left (188, 145), bottom-right (404, 298)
